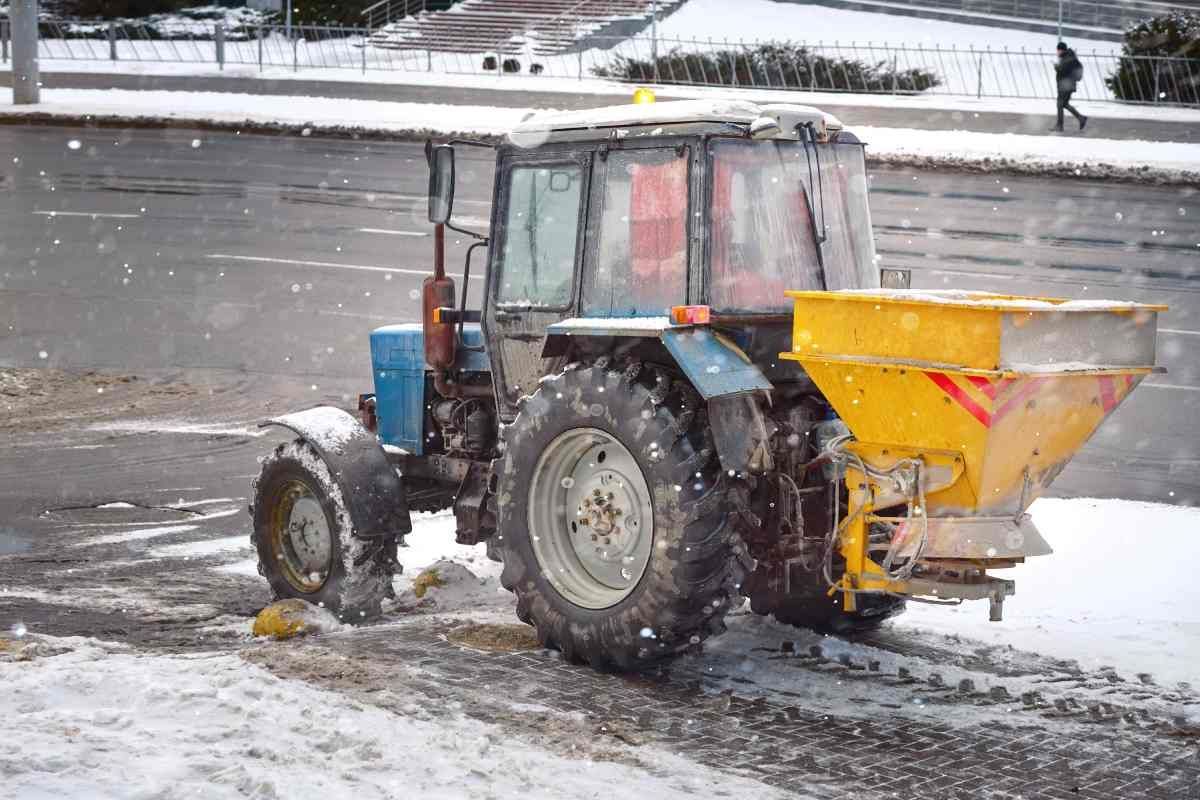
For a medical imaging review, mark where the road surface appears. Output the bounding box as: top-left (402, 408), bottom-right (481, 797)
top-left (2, 124), bottom-right (1195, 510)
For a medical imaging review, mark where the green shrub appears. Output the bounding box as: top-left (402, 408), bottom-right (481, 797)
top-left (593, 41), bottom-right (940, 94)
top-left (68, 0), bottom-right (188, 17)
top-left (1106, 12), bottom-right (1200, 103)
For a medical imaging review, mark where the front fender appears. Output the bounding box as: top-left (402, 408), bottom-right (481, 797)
top-left (260, 407), bottom-right (411, 539)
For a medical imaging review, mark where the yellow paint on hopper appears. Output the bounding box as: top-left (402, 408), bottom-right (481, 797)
top-left (781, 290), bottom-right (1161, 516)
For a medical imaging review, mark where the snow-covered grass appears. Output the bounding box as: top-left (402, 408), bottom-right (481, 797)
top-left (0, 637), bottom-right (789, 800)
top-left (3, 88), bottom-right (1197, 180)
top-left (658, 0), bottom-right (1118, 51)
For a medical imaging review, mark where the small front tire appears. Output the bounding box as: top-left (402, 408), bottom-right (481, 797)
top-left (251, 439), bottom-right (393, 620)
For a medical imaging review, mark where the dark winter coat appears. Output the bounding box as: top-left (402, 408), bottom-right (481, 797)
top-left (1055, 49), bottom-right (1084, 92)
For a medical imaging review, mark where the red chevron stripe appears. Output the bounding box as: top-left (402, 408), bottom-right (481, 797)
top-left (925, 372), bottom-right (992, 427)
top-left (993, 377), bottom-right (1047, 423)
top-left (1098, 375), bottom-right (1117, 413)
top-left (965, 374), bottom-right (998, 400)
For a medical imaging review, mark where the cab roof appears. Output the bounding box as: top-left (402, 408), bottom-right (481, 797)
top-left (507, 99), bottom-right (845, 148)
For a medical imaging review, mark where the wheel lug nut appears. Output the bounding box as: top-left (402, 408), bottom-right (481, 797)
top-left (591, 534), bottom-right (598, 541)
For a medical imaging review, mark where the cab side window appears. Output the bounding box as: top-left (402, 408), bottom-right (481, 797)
top-left (496, 164), bottom-right (584, 308)
top-left (584, 148), bottom-right (689, 316)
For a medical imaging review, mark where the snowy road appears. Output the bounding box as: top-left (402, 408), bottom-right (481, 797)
top-left (1, 123), bottom-right (1195, 505)
top-left (1, 122), bottom-right (1199, 797)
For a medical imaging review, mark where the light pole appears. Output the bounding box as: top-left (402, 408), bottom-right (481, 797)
top-left (10, 0), bottom-right (39, 105)
top-left (1057, 0), bottom-right (1063, 40)
top-left (651, 0), bottom-right (658, 82)
top-left (286, 0), bottom-right (293, 40)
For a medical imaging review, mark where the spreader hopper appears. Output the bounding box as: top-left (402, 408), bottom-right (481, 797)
top-left (781, 290), bottom-right (1165, 616)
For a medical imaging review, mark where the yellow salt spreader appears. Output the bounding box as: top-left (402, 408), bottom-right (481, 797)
top-left (781, 289), bottom-right (1165, 620)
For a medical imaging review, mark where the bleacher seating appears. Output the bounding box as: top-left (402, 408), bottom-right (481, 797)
top-left (368, 0), bottom-right (680, 55)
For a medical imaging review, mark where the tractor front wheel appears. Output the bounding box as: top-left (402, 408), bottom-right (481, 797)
top-left (251, 439), bottom-right (394, 620)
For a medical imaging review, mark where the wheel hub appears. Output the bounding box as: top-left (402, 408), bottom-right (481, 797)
top-left (528, 428), bottom-right (654, 609)
top-left (271, 481), bottom-right (333, 593)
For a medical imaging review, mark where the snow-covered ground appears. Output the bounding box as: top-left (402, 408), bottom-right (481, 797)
top-left (3, 495), bottom-right (1197, 796)
top-left (658, 0), bottom-right (1118, 51)
top-left (896, 497), bottom-right (1200, 686)
top-left (3, 88), bottom-right (1197, 180)
top-left (0, 637), bottom-right (788, 800)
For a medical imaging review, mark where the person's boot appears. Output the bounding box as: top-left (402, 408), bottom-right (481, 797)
top-left (1079, 115), bottom-right (1088, 130)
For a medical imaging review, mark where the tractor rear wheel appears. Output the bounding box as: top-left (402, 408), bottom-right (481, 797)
top-left (494, 361), bottom-right (752, 671)
top-left (251, 439), bottom-right (394, 620)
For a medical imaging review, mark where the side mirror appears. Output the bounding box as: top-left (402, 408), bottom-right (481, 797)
top-left (880, 268), bottom-right (911, 290)
top-left (749, 116), bottom-right (781, 140)
top-left (428, 145), bottom-right (455, 225)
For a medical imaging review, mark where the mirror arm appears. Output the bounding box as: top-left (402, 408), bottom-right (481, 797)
top-left (457, 240), bottom-right (490, 352)
top-left (445, 221), bottom-right (489, 241)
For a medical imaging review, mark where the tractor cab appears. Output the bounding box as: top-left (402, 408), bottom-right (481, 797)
top-left (428, 98), bottom-right (899, 420)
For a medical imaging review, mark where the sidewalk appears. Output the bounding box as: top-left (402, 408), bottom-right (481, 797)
top-left (3, 87), bottom-right (1198, 183)
top-left (9, 65), bottom-right (1200, 144)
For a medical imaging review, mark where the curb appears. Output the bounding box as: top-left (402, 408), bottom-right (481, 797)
top-left (2, 111), bottom-right (1196, 187)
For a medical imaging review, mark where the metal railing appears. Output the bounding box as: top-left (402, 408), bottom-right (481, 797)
top-left (361, 0), bottom-right (429, 32)
top-left (20, 22), bottom-right (1200, 107)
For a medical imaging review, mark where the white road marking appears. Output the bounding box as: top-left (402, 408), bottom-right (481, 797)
top-left (1142, 382), bottom-right (1200, 392)
top-left (357, 228), bottom-right (428, 237)
top-left (205, 253), bottom-right (459, 278)
top-left (34, 210), bottom-right (142, 219)
top-left (317, 309), bottom-right (400, 321)
top-left (924, 268), bottom-right (1016, 281)
top-left (1161, 328), bottom-right (1200, 337)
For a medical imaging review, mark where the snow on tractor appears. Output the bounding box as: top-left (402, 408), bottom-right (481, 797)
top-left (250, 98), bottom-right (1164, 670)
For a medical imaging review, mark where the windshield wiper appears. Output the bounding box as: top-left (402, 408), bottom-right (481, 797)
top-left (801, 123), bottom-right (828, 245)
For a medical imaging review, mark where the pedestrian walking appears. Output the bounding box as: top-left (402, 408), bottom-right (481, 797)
top-left (1054, 42), bottom-right (1088, 132)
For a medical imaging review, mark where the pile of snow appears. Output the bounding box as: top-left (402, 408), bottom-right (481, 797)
top-left (856, 123), bottom-right (1200, 175)
top-left (0, 637), bottom-right (784, 799)
top-left (0, 88), bottom-right (530, 138)
top-left (894, 497), bottom-right (1200, 686)
top-left (3, 88), bottom-right (1197, 182)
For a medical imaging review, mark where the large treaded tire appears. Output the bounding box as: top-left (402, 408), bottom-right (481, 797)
top-left (251, 439), bottom-right (394, 620)
top-left (495, 361), bottom-right (753, 671)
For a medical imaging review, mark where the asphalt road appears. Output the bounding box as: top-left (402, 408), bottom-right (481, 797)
top-left (35, 71), bottom-right (1200, 143)
top-left (0, 123), bottom-right (1196, 518)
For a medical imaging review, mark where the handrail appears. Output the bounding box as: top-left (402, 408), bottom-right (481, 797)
top-left (361, 0), bottom-right (427, 32)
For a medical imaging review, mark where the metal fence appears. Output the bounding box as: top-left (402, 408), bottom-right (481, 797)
top-left (7, 22), bottom-right (1200, 107)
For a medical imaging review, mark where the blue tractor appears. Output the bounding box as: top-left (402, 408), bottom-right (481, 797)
top-left (250, 99), bottom-right (912, 668)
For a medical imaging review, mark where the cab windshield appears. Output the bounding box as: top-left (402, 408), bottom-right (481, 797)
top-left (708, 138), bottom-right (877, 313)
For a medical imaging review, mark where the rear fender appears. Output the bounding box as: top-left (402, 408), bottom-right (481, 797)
top-left (542, 317), bottom-right (776, 473)
top-left (260, 407), bottom-right (411, 539)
